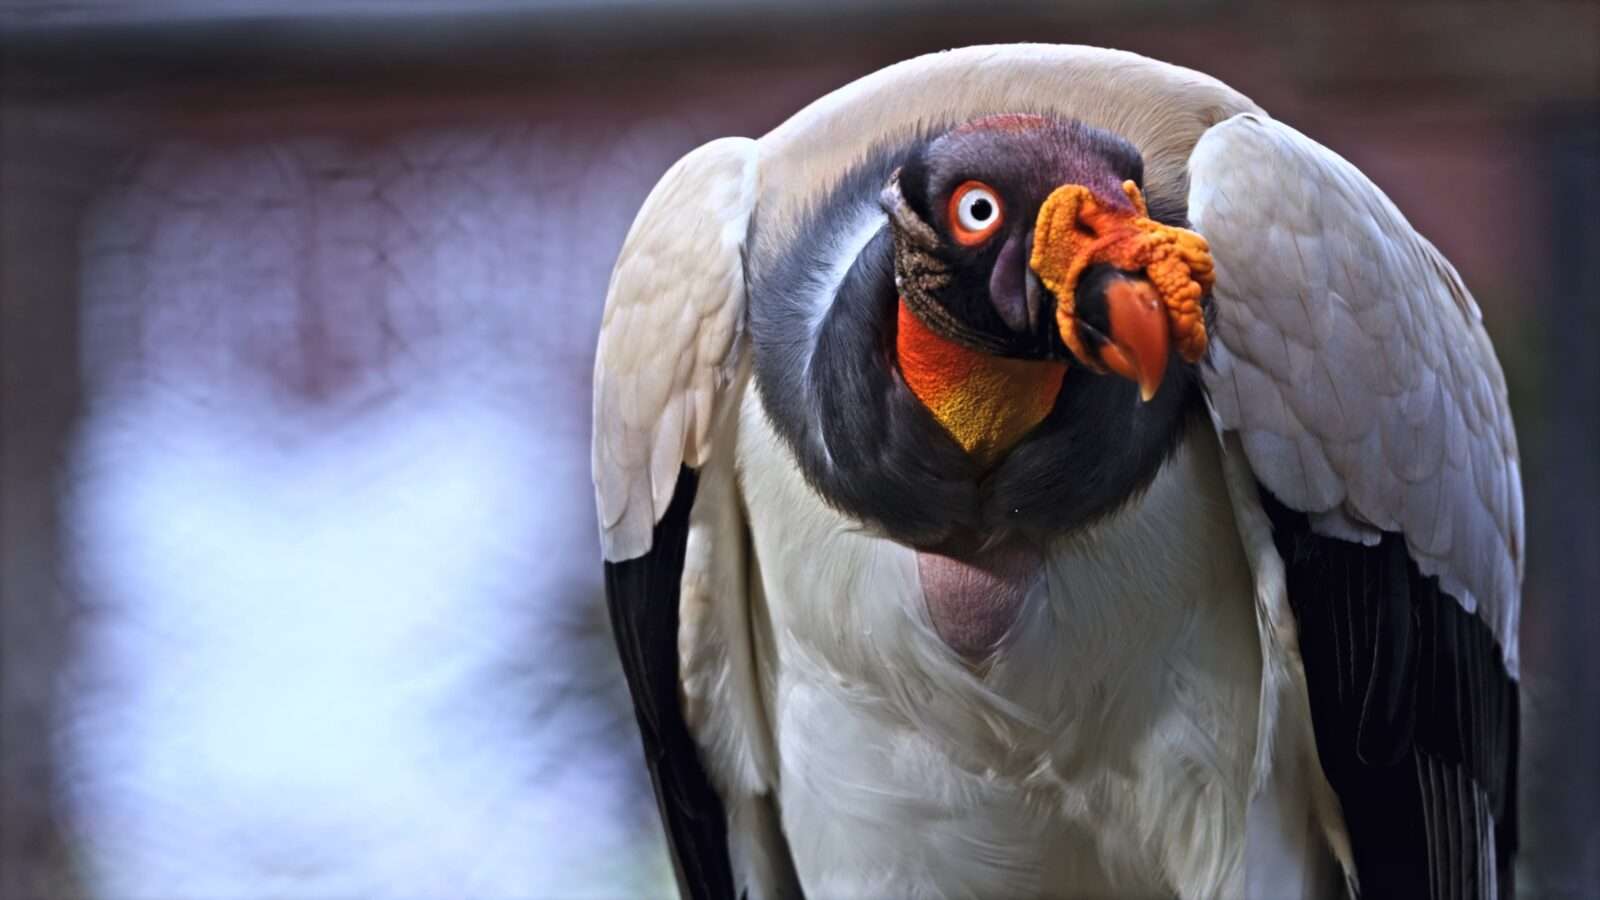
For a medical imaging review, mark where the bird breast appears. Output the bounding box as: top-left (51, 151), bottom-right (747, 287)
top-left (734, 392), bottom-right (1266, 896)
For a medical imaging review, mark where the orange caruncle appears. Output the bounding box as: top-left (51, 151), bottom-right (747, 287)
top-left (1029, 180), bottom-right (1212, 369)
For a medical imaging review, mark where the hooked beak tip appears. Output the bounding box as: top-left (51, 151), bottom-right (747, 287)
top-left (1098, 340), bottom-right (1164, 402)
top-left (1096, 279), bottom-right (1170, 402)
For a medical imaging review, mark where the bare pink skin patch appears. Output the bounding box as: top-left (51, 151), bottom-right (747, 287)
top-left (916, 542), bottom-right (1043, 660)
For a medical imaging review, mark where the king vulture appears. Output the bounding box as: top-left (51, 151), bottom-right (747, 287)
top-left (593, 44), bottom-right (1522, 900)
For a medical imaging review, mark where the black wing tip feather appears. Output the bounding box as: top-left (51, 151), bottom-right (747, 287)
top-left (1260, 488), bottom-right (1519, 900)
top-left (604, 466), bottom-right (738, 900)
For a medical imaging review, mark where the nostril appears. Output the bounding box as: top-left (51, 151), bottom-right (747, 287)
top-left (1022, 228), bottom-right (1041, 333)
top-left (987, 232), bottom-right (1029, 333)
top-left (1025, 268), bottom-right (1045, 335)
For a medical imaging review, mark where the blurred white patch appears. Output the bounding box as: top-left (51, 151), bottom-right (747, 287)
top-left (57, 127), bottom-right (682, 899)
top-left (60, 376), bottom-right (668, 899)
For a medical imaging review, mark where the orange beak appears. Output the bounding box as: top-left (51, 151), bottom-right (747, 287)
top-left (1096, 277), bottom-right (1170, 403)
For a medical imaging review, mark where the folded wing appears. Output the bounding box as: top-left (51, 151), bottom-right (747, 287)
top-left (592, 137), bottom-right (760, 900)
top-left (1191, 113), bottom-right (1522, 899)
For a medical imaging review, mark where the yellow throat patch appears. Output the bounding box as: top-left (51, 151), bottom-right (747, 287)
top-left (896, 300), bottom-right (1066, 469)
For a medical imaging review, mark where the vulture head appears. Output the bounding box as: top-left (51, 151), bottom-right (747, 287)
top-left (879, 114), bottom-right (1214, 468)
top-left (753, 113), bottom-right (1219, 551)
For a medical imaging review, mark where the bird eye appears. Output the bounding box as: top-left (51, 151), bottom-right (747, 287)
top-left (949, 181), bottom-right (1004, 246)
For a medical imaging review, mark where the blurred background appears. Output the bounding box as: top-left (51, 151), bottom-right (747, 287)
top-left (1, 2), bottom-right (1595, 898)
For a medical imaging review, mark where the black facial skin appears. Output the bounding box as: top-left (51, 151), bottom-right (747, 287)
top-left (748, 116), bottom-right (1210, 554)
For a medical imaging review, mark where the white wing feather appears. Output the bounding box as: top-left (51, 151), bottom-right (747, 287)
top-left (1190, 113), bottom-right (1524, 674)
top-left (594, 137), bottom-right (790, 895)
top-left (592, 137), bottom-right (759, 561)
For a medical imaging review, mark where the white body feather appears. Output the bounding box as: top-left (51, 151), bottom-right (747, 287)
top-left (741, 398), bottom-right (1264, 898)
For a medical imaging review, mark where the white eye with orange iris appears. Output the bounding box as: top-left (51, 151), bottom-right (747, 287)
top-left (949, 181), bottom-right (1004, 246)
